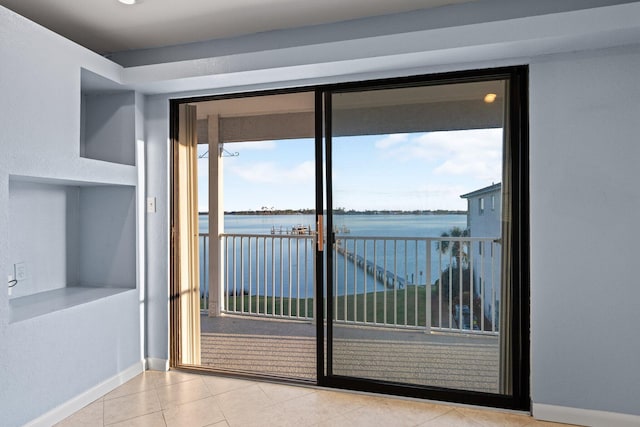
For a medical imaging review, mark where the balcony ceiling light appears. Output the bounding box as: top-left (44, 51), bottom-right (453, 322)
top-left (484, 93), bottom-right (497, 103)
top-left (118, 0), bottom-right (137, 5)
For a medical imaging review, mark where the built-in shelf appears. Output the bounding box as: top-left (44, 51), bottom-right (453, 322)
top-left (80, 68), bottom-right (136, 166)
top-left (8, 175), bottom-right (136, 320)
top-left (9, 286), bottom-right (134, 323)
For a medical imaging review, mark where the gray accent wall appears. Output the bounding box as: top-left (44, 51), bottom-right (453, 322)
top-left (81, 91), bottom-right (136, 166)
top-left (530, 45), bottom-right (640, 416)
top-left (78, 185), bottom-right (136, 288)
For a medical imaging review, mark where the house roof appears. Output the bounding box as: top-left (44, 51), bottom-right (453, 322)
top-left (460, 183), bottom-right (501, 199)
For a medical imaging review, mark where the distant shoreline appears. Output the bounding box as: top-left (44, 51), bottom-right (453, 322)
top-left (200, 210), bottom-right (467, 216)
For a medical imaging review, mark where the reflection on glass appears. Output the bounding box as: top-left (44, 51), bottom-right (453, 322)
top-left (329, 80), bottom-right (511, 394)
top-left (191, 92), bottom-right (318, 380)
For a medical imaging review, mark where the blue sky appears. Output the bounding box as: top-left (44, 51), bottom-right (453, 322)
top-left (197, 129), bottom-right (502, 212)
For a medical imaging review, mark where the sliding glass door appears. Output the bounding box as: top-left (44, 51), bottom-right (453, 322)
top-left (171, 67), bottom-right (529, 410)
top-left (321, 69), bottom-right (528, 409)
top-left (172, 91), bottom-right (320, 380)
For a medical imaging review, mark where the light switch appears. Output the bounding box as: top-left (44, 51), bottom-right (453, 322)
top-left (146, 197), bottom-right (156, 213)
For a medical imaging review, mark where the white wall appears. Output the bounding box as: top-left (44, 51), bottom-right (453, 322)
top-left (530, 45), bottom-right (640, 418)
top-left (139, 4), bottom-right (640, 425)
top-left (4, 0), bottom-right (640, 425)
top-left (0, 7), bottom-right (143, 426)
top-left (143, 47), bottom-right (640, 423)
top-left (144, 94), bottom-right (171, 364)
top-left (8, 181), bottom-right (80, 297)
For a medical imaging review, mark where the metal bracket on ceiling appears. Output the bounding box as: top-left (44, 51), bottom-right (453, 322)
top-left (198, 144), bottom-right (239, 159)
top-left (219, 143), bottom-right (239, 158)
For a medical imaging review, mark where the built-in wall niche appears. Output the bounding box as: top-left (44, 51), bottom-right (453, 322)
top-left (8, 176), bottom-right (136, 322)
top-left (80, 68), bottom-right (135, 166)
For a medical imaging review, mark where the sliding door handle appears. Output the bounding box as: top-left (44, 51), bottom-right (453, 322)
top-left (317, 214), bottom-right (324, 252)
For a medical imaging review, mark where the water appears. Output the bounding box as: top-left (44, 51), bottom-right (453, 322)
top-left (199, 213), bottom-right (466, 237)
top-left (199, 213), bottom-right (468, 298)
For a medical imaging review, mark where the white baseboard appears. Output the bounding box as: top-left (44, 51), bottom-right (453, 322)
top-left (145, 357), bottom-right (169, 371)
top-left (533, 403), bottom-right (640, 427)
top-left (24, 360), bottom-right (144, 427)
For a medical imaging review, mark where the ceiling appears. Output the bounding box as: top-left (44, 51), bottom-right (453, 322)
top-left (0, 0), bottom-right (474, 55)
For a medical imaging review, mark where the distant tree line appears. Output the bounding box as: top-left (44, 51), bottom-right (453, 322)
top-left (218, 208), bottom-right (467, 215)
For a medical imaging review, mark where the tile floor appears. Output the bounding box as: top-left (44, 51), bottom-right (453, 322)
top-left (56, 370), bottom-right (575, 427)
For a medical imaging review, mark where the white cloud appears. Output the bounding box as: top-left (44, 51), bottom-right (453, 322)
top-left (227, 160), bottom-right (315, 184)
top-left (413, 183), bottom-right (470, 210)
top-left (289, 161), bottom-right (315, 182)
top-left (224, 140), bottom-right (277, 151)
top-left (334, 183), bottom-right (471, 211)
top-left (375, 129), bottom-right (503, 182)
top-left (374, 133), bottom-right (409, 149)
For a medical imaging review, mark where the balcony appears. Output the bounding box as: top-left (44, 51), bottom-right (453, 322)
top-left (197, 232), bottom-right (501, 393)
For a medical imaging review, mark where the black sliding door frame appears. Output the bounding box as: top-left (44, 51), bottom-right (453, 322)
top-left (169, 65), bottom-right (529, 411)
top-left (317, 66), bottom-right (529, 411)
top-left (314, 89), bottom-right (326, 380)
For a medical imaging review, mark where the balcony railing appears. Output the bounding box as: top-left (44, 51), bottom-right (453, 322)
top-left (199, 233), bottom-right (501, 335)
top-left (223, 233), bottom-right (316, 321)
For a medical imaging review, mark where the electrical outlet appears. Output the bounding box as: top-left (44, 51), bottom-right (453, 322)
top-left (14, 262), bottom-right (26, 281)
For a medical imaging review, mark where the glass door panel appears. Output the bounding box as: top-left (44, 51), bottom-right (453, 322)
top-left (326, 80), bottom-right (512, 394)
top-left (176, 91), bottom-right (319, 381)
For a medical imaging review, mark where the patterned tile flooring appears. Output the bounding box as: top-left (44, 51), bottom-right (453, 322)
top-left (56, 370), bottom-right (577, 426)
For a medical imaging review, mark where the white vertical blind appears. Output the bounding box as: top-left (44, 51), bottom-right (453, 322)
top-left (177, 104), bottom-right (201, 365)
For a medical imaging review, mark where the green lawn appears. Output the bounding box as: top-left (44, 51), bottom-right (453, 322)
top-left (223, 294), bottom-right (315, 318)
top-left (334, 285), bottom-right (431, 326)
top-left (209, 285), bottom-right (437, 327)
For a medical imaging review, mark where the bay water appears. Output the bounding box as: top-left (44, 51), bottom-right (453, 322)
top-left (199, 214), bottom-right (467, 298)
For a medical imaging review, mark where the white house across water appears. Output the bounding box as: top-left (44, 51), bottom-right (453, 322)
top-left (461, 183), bottom-right (502, 327)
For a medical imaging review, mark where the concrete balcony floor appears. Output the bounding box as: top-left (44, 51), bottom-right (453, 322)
top-left (200, 314), bottom-right (499, 393)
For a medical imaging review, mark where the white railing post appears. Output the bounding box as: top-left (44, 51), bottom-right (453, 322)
top-left (425, 241), bottom-right (432, 333)
top-left (208, 115), bottom-right (223, 317)
top-left (209, 233), bottom-right (498, 335)
top-left (480, 240), bottom-right (485, 331)
top-left (469, 239), bottom-right (474, 331)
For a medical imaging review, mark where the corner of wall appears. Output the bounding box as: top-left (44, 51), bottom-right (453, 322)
top-left (23, 361), bottom-right (144, 427)
top-left (145, 357), bottom-right (169, 372)
top-left (533, 403), bottom-right (640, 427)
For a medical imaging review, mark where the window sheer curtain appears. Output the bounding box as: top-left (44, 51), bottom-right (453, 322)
top-left (175, 104), bottom-right (201, 365)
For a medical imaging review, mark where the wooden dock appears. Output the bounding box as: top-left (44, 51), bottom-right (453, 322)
top-left (335, 242), bottom-right (406, 290)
